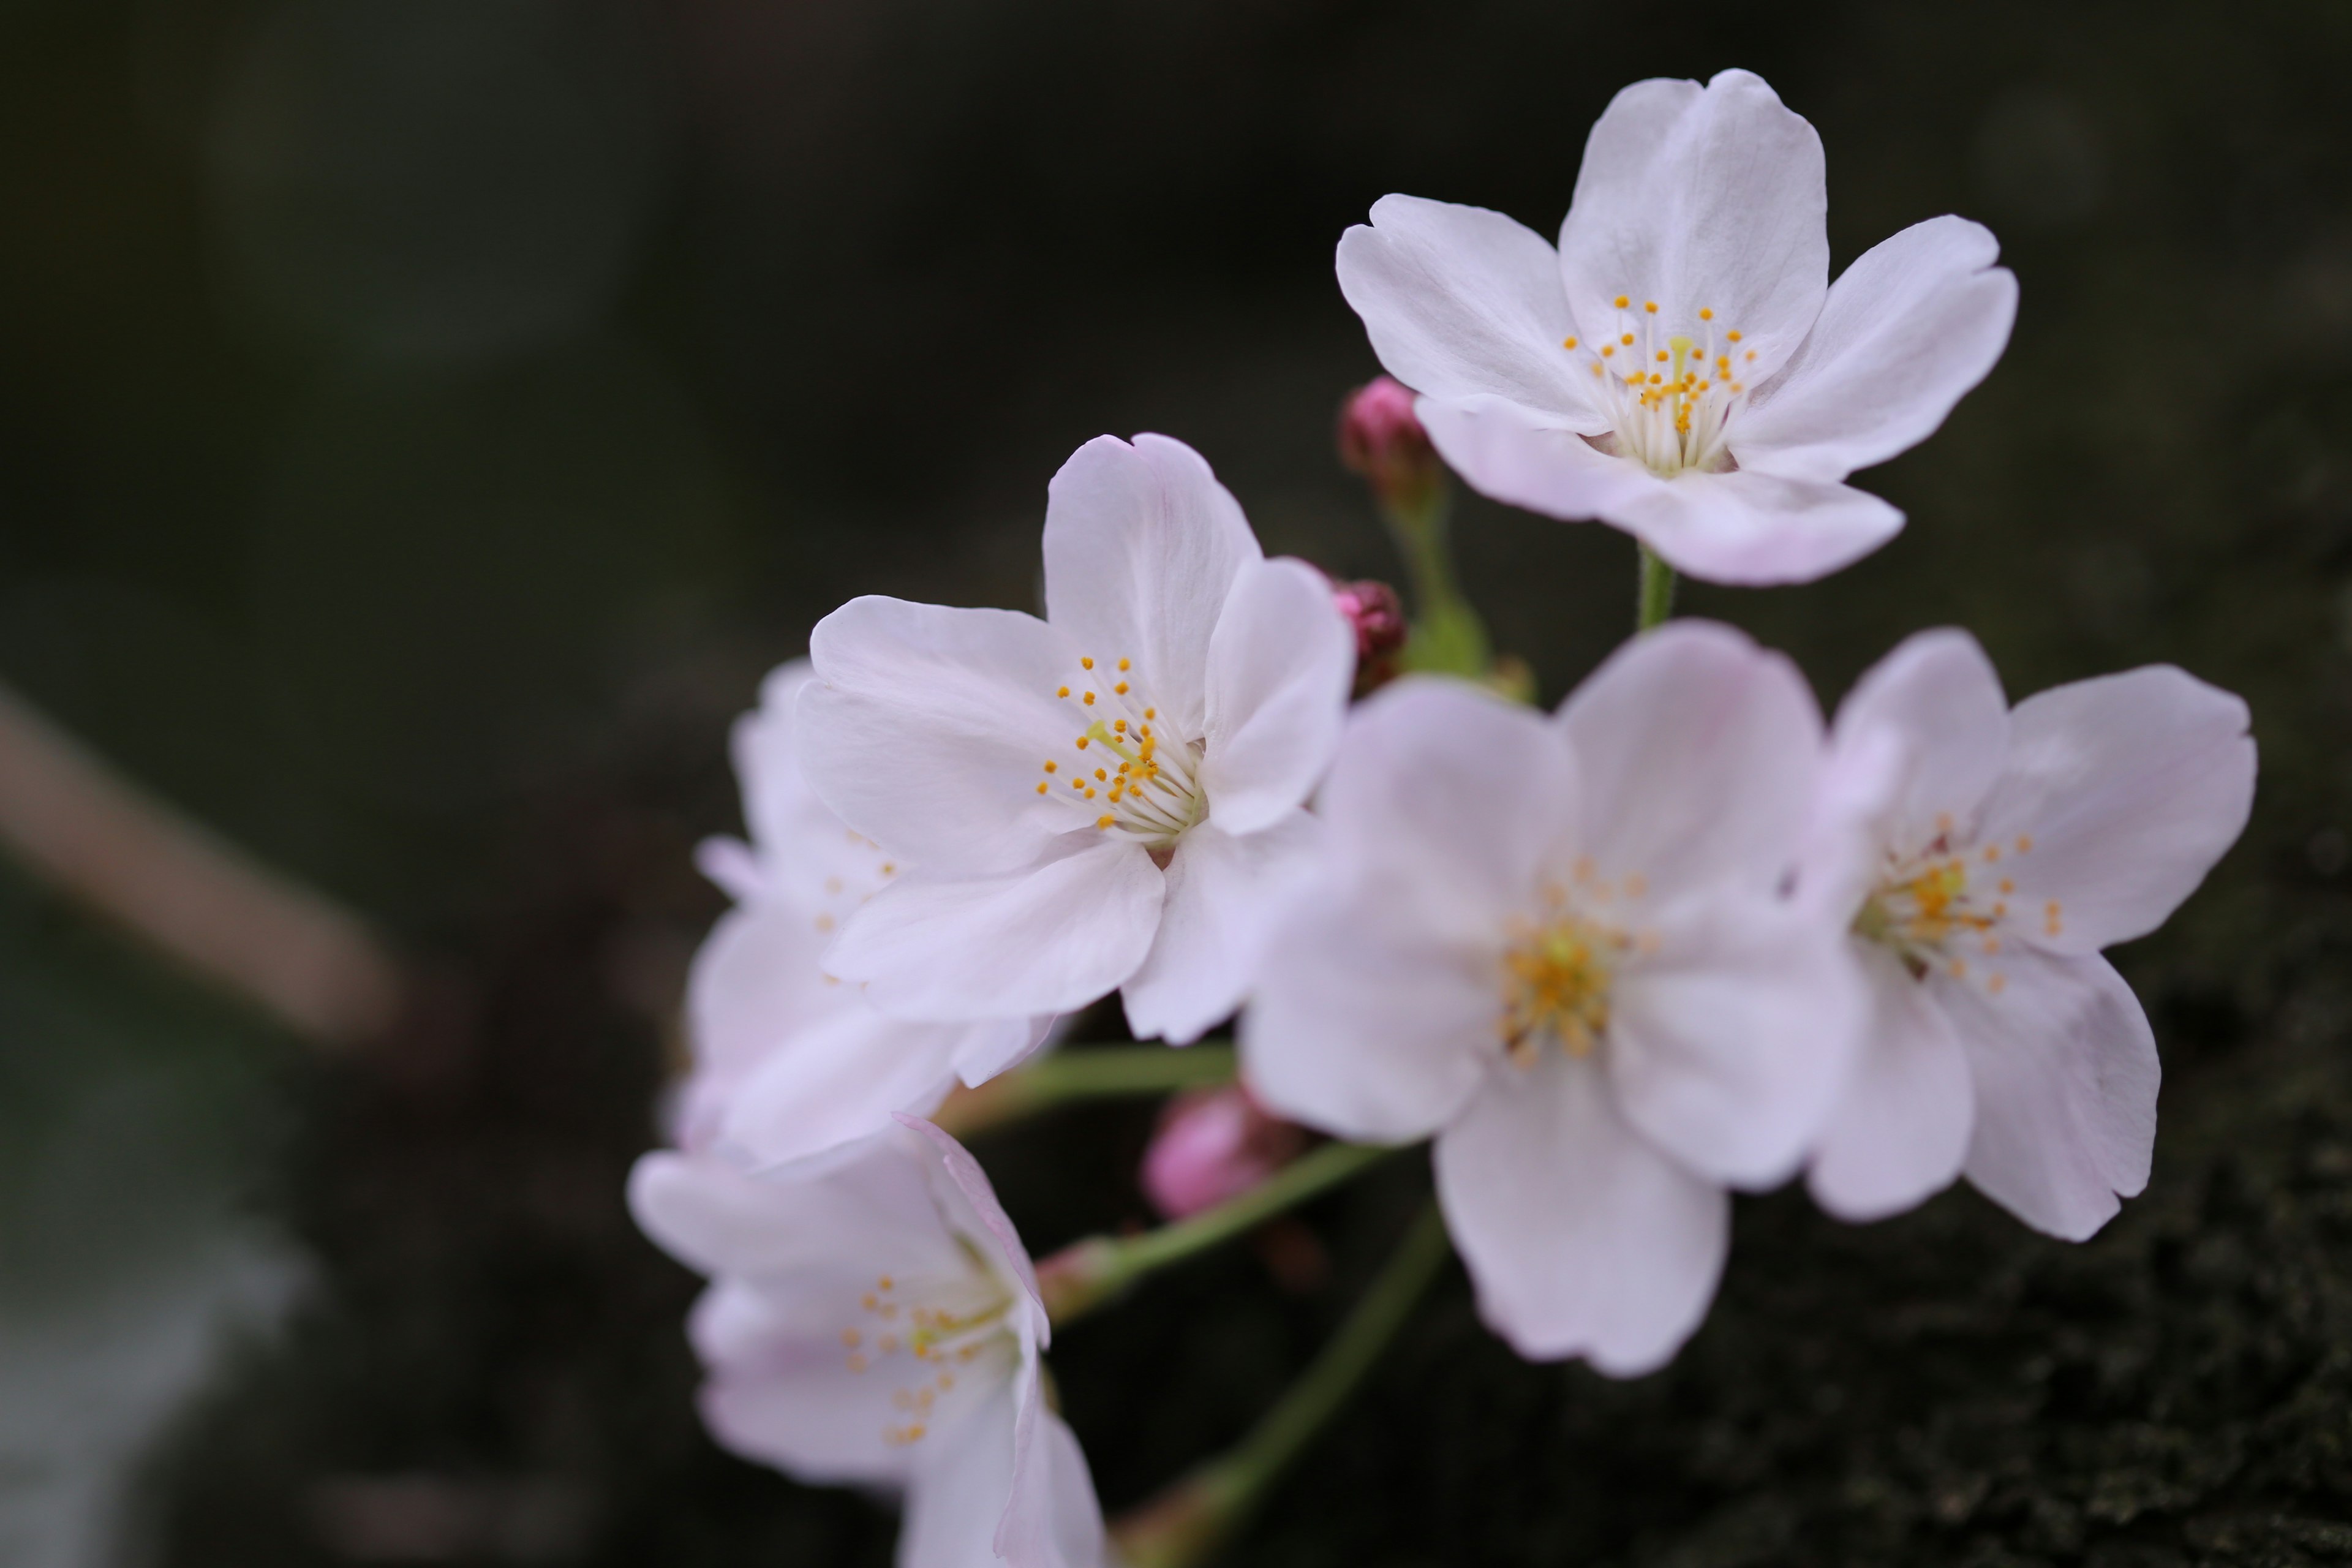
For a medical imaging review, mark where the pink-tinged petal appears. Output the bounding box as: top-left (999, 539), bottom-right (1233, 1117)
top-left (1558, 70), bottom-right (1827, 384)
top-left (703, 1003), bottom-right (964, 1169)
top-left (905, 1117), bottom-right (1047, 1338)
top-left (1199, 558), bottom-right (1355, 835)
top-left (1556, 620), bottom-right (1823, 902)
top-left (1830, 628), bottom-right (2011, 858)
top-left (1042, 434), bottom-right (1262, 741)
top-left (1948, 947), bottom-right (2158, 1240)
top-left (1735, 217), bottom-right (2018, 484)
top-left (733, 659), bottom-right (821, 862)
top-left (1806, 942), bottom-right (1975, 1221)
top-left (1607, 892), bottom-right (1864, 1188)
top-left (826, 838), bottom-right (1165, 1022)
top-left (1434, 1054), bottom-right (1728, 1374)
top-left (897, 1381), bottom-right (1023, 1568)
top-left (677, 900), bottom-right (854, 1148)
top-left (1973, 666), bottom-right (2256, 954)
top-left (1318, 676), bottom-right (1578, 937)
top-left (690, 1282), bottom-right (918, 1488)
top-left (1613, 466), bottom-right (1905, 586)
top-left (994, 1406), bottom-right (1108, 1568)
top-left (628, 1145), bottom-right (965, 1291)
top-left (802, 598), bottom-right (1083, 874)
top-left (695, 835), bottom-right (766, 904)
top-left (1336, 195), bottom-right (1599, 426)
top-left (1414, 393), bottom-right (1674, 530)
top-left (952, 1016), bottom-right (1058, 1089)
top-left (1123, 812), bottom-right (1328, 1045)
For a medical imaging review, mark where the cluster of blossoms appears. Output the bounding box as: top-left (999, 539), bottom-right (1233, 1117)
top-left (630, 70), bottom-right (2256, 1567)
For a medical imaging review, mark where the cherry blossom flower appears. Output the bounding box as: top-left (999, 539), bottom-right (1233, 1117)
top-left (1336, 69), bottom-right (2018, 585)
top-left (1242, 624), bottom-right (1864, 1373)
top-left (680, 662), bottom-right (1050, 1166)
top-left (796, 434), bottom-right (1355, 1044)
top-left (1801, 631), bottom-right (2256, 1237)
top-left (629, 1119), bottom-right (1106, 1568)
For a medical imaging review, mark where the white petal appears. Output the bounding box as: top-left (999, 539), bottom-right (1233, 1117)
top-left (1735, 217), bottom-right (2018, 483)
top-left (1123, 813), bottom-right (1329, 1045)
top-left (690, 1281), bottom-right (918, 1488)
top-left (1826, 628), bottom-right (2011, 859)
top-left (897, 1382), bottom-right (1024, 1568)
top-left (1318, 676), bottom-right (1578, 937)
top-left (1607, 892), bottom-right (1864, 1188)
top-left (1948, 948), bottom-right (2158, 1240)
top-left (1556, 620), bottom-right (1823, 902)
top-left (905, 1117), bottom-right (1047, 1336)
top-left (1806, 942), bottom-right (1975, 1221)
top-left (1041, 434), bottom-right (1261, 741)
top-left (627, 1143), bottom-right (963, 1285)
top-left (1414, 393), bottom-right (1674, 530)
top-left (1335, 195), bottom-right (1599, 424)
top-left (1558, 70), bottom-right (1827, 384)
top-left (734, 659), bottom-right (821, 862)
top-left (993, 1408), bottom-right (1107, 1568)
top-left (705, 1001), bottom-right (965, 1169)
top-left (1973, 666), bottom-right (2256, 954)
top-left (827, 838), bottom-right (1166, 1022)
top-left (952, 1017), bottom-right (1058, 1089)
top-left (1199, 557), bottom-right (1354, 836)
top-left (802, 597), bottom-right (1084, 873)
top-left (677, 900), bottom-right (855, 1150)
top-left (1611, 466), bottom-right (1905, 586)
top-left (1434, 1055), bottom-right (1728, 1374)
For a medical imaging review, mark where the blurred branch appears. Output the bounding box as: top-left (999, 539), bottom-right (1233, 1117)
top-left (0, 679), bottom-right (407, 1050)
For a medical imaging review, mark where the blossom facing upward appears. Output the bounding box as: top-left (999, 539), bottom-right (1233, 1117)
top-left (797, 434), bottom-right (1356, 1044)
top-left (1336, 68), bottom-right (2018, 585)
top-left (1242, 624), bottom-right (1864, 1373)
top-left (1801, 631), bottom-right (2256, 1238)
top-left (629, 1120), bottom-right (1106, 1568)
top-left (680, 661), bottom-right (1047, 1167)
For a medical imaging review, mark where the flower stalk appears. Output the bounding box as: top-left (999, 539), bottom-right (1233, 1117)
top-left (1035, 1139), bottom-right (1396, 1325)
top-left (1637, 542), bottom-right (1677, 631)
top-left (929, 1044), bottom-right (1238, 1138)
top-left (1110, 1204), bottom-right (1452, 1568)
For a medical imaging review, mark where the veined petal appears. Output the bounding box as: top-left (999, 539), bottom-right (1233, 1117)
top-left (703, 1001), bottom-right (965, 1169)
top-left (1042, 434), bottom-right (1261, 741)
top-left (1414, 394), bottom-right (1673, 530)
top-left (1556, 620), bottom-right (1823, 902)
top-left (952, 1016), bottom-right (1058, 1089)
top-left (1612, 466), bottom-right (1905, 586)
top-left (1434, 1054), bottom-right (1728, 1374)
top-left (1336, 195), bottom-right (1600, 426)
top-left (1830, 628), bottom-right (2011, 858)
top-left (690, 1281), bottom-right (919, 1488)
top-left (802, 598), bottom-right (1083, 873)
top-left (1559, 70), bottom-right (1827, 385)
top-left (827, 838), bottom-right (1165, 1022)
top-left (1199, 557), bottom-right (1354, 835)
top-left (897, 1381), bottom-right (1025, 1568)
top-left (1806, 941), bottom-right (1975, 1221)
top-left (1123, 812), bottom-right (1328, 1046)
top-left (678, 900), bottom-right (856, 1150)
top-left (1607, 891), bottom-right (1864, 1188)
top-left (1948, 948), bottom-right (2158, 1240)
top-left (1973, 666), bottom-right (2256, 954)
top-left (1735, 216), bottom-right (2018, 484)
top-left (628, 1145), bottom-right (965, 1286)
top-left (994, 1406), bottom-right (1107, 1568)
top-left (906, 1117), bottom-right (1047, 1340)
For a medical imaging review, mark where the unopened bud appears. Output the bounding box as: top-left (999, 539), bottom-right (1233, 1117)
top-left (1330, 579), bottom-right (1406, 664)
top-left (1140, 1085), bottom-right (1307, 1220)
top-left (1338, 377), bottom-right (1443, 516)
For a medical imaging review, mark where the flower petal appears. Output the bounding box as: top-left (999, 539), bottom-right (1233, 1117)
top-left (1830, 628), bottom-right (2011, 859)
top-left (1973, 665), bottom-right (2256, 954)
top-left (1336, 194), bottom-right (1599, 424)
top-left (1607, 891), bottom-right (1864, 1188)
top-left (1556, 620), bottom-right (1823, 902)
top-left (1123, 813), bottom-right (1329, 1044)
top-left (677, 900), bottom-right (854, 1150)
top-left (690, 1280), bottom-right (918, 1488)
top-left (1042, 433), bottom-right (1261, 741)
top-left (905, 1117), bottom-right (1047, 1338)
top-left (1806, 942), bottom-right (1975, 1221)
top-left (627, 1143), bottom-right (963, 1286)
top-left (1735, 216), bottom-right (2018, 483)
top-left (1611, 466), bottom-right (1905, 586)
top-left (1414, 393), bottom-right (1674, 532)
top-left (1948, 948), bottom-right (2158, 1240)
top-left (993, 1406), bottom-right (1107, 1568)
top-left (802, 597), bottom-right (1082, 873)
top-left (952, 1016), bottom-right (1058, 1089)
top-left (702, 1001), bottom-right (965, 1169)
top-left (1434, 1053), bottom-right (1728, 1374)
top-left (733, 659), bottom-right (822, 865)
top-left (1558, 70), bottom-right (1828, 384)
top-left (897, 1381), bottom-right (1024, 1568)
top-left (827, 837), bottom-right (1165, 1021)
top-left (1199, 557), bottom-right (1355, 835)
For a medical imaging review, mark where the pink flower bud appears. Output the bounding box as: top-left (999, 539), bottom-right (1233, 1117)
top-left (1338, 376), bottom-right (1442, 513)
top-left (1330, 578), bottom-right (1406, 665)
top-left (1140, 1085), bottom-right (1307, 1219)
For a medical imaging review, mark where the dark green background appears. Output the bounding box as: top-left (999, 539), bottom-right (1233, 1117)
top-left (2, 0), bottom-right (2348, 1562)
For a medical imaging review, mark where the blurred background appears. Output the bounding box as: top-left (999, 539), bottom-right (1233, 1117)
top-left (3, 0), bottom-right (2350, 1562)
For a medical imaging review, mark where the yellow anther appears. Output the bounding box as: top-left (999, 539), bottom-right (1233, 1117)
top-left (1057, 685), bottom-right (1069, 698)
top-left (842, 1329), bottom-right (862, 1348)
top-left (1983, 937), bottom-right (2001, 955)
top-left (1036, 781), bottom-right (1049, 794)
top-left (1094, 768), bottom-right (1107, 781)
top-left (1043, 760), bottom-right (1057, 773)
top-left (1563, 335), bottom-right (1579, 349)
top-left (1998, 878), bottom-right (2015, 895)
top-left (1113, 718), bottom-right (1127, 733)
top-left (1143, 707), bottom-right (1156, 719)
top-left (1656, 350), bottom-right (1669, 362)
top-left (1984, 845), bottom-right (2001, 862)
top-left (877, 1333), bottom-right (897, 1352)
top-left (1643, 300), bottom-right (1658, 313)
top-left (1080, 657), bottom-right (1094, 669)
top-left (1085, 787), bottom-right (1096, 799)
top-left (1614, 294), bottom-right (1630, 308)
top-left (1987, 973), bottom-right (2007, 995)
top-left (1117, 658), bottom-right (1130, 671)
top-left (2016, 835), bottom-right (2034, 853)
top-left (1075, 737), bottom-right (1090, 749)
top-left (1699, 307), bottom-right (1714, 320)
top-left (815, 913), bottom-right (835, 932)
top-left (1114, 682), bottom-right (1129, 694)
top-left (1601, 345), bottom-right (1615, 358)
top-left (1727, 330), bottom-right (1743, 342)
top-left (1097, 814), bottom-right (1115, 829)
top-left (1071, 779), bottom-right (1084, 791)
top-left (1620, 333), bottom-right (1635, 345)
top-left (1948, 958), bottom-right (1969, 979)
top-left (1083, 692), bottom-right (1095, 705)
top-left (846, 1353), bottom-right (868, 1373)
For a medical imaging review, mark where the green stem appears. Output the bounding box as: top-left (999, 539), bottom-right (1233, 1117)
top-left (1385, 485), bottom-right (1492, 679)
top-left (930, 1044), bottom-right (1236, 1137)
top-left (1036, 1140), bottom-right (1396, 1324)
top-left (1111, 1204), bottom-right (1452, 1568)
top-left (1636, 542), bottom-right (1677, 631)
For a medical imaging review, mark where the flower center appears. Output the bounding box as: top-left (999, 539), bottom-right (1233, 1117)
top-left (1039, 655), bottom-right (1206, 850)
top-left (1498, 866), bottom-right (1657, 1065)
top-left (838, 1249), bottom-right (1019, 1449)
top-left (1853, 817), bottom-right (2063, 995)
top-left (1561, 296), bottom-right (1758, 478)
